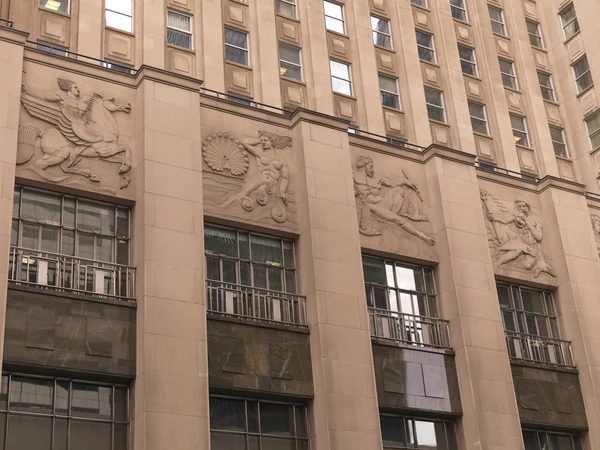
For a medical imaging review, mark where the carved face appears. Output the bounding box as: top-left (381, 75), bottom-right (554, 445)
top-left (260, 135), bottom-right (273, 149)
top-left (365, 161), bottom-right (374, 177)
top-left (515, 201), bottom-right (529, 216)
top-left (69, 84), bottom-right (80, 97)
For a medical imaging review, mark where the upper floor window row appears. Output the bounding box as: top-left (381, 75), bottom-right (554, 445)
top-left (560, 3), bottom-right (579, 40)
top-left (105, 0), bottom-right (133, 33)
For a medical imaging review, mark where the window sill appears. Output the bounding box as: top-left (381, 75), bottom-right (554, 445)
top-left (542, 99), bottom-right (560, 107)
top-left (563, 30), bottom-right (581, 45)
top-left (382, 105), bottom-right (404, 114)
top-left (332, 91), bottom-right (356, 101)
top-left (428, 119), bottom-right (448, 127)
top-left (419, 59), bottom-right (440, 69)
top-left (473, 131), bottom-right (491, 139)
top-left (503, 86), bottom-right (522, 95)
top-left (374, 44), bottom-right (395, 54)
top-left (462, 73), bottom-right (482, 82)
top-left (492, 31), bottom-right (510, 40)
top-left (276, 13), bottom-right (300, 23)
top-left (576, 84), bottom-right (595, 99)
top-left (515, 143), bottom-right (533, 151)
top-left (452, 17), bottom-right (470, 26)
top-left (555, 154), bottom-right (572, 162)
top-left (280, 76), bottom-right (306, 86)
top-left (325, 29), bottom-right (348, 39)
top-left (167, 43), bottom-right (195, 54)
top-left (105, 25), bottom-right (135, 37)
top-left (225, 59), bottom-right (252, 70)
top-left (531, 45), bottom-right (547, 53)
top-left (410, 3), bottom-right (430, 12)
top-left (38, 6), bottom-right (70, 18)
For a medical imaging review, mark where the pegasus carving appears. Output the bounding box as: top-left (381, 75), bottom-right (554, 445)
top-left (18, 77), bottom-right (132, 191)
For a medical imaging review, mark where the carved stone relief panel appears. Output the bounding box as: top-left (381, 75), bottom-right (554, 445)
top-left (591, 212), bottom-right (600, 259)
top-left (480, 186), bottom-right (556, 282)
top-left (351, 149), bottom-right (437, 261)
top-left (18, 66), bottom-right (134, 197)
top-left (201, 127), bottom-right (297, 232)
top-left (167, 46), bottom-right (196, 77)
top-left (383, 109), bottom-right (405, 137)
top-left (104, 28), bottom-right (134, 65)
top-left (280, 79), bottom-right (306, 109)
top-left (39, 10), bottom-right (70, 47)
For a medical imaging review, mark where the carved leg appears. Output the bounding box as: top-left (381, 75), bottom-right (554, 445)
top-left (59, 149), bottom-right (100, 182)
top-left (496, 250), bottom-right (520, 266)
top-left (370, 204), bottom-right (435, 245)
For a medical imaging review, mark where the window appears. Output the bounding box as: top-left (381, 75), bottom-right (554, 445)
top-left (324, 1), bottom-right (345, 34)
top-left (380, 414), bottom-right (457, 450)
top-left (279, 44), bottom-right (302, 81)
top-left (572, 56), bottom-right (593, 93)
top-left (371, 16), bottom-right (392, 49)
top-left (225, 28), bottom-right (249, 66)
top-left (210, 397), bottom-right (308, 450)
top-left (105, 0), bottom-right (132, 32)
top-left (104, 62), bottom-right (134, 75)
top-left (167, 10), bottom-right (192, 49)
top-left (526, 20), bottom-right (543, 48)
top-left (537, 72), bottom-right (556, 102)
top-left (36, 43), bottom-right (68, 57)
top-left (549, 125), bottom-right (568, 158)
top-left (386, 137), bottom-right (407, 147)
top-left (585, 111), bottom-right (600, 151)
top-left (450, 0), bottom-right (468, 22)
top-left (499, 58), bottom-right (518, 90)
top-left (523, 430), bottom-right (582, 450)
top-left (411, 0), bottom-right (427, 6)
top-left (560, 4), bottom-right (579, 40)
top-left (415, 30), bottom-right (435, 63)
top-left (469, 102), bottom-right (488, 135)
top-left (510, 114), bottom-right (529, 147)
top-left (39, 0), bottom-right (69, 14)
top-left (379, 74), bottom-right (400, 109)
top-left (276, 0), bottom-right (297, 19)
top-left (0, 373), bottom-right (128, 450)
top-left (458, 44), bottom-right (477, 76)
top-left (424, 88), bottom-right (445, 122)
top-left (330, 59), bottom-right (352, 95)
top-left (488, 6), bottom-right (506, 36)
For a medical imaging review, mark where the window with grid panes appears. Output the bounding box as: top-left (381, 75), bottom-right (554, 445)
top-left (572, 56), bottom-right (593, 93)
top-left (458, 44), bottom-right (477, 76)
top-left (39, 0), bottom-right (69, 14)
top-left (279, 44), bottom-right (302, 81)
top-left (105, 0), bottom-right (132, 32)
top-left (510, 114), bottom-right (530, 147)
top-left (323, 0), bottom-right (345, 34)
top-left (210, 397), bottom-right (309, 450)
top-left (0, 373), bottom-right (128, 450)
top-left (499, 58), bottom-right (518, 90)
top-left (371, 16), bottom-right (392, 49)
top-left (537, 72), bottom-right (556, 102)
top-left (560, 4), bottom-right (579, 40)
top-left (469, 101), bottom-right (488, 135)
top-left (488, 6), bottom-right (506, 36)
top-left (549, 125), bottom-right (569, 158)
top-left (204, 224), bottom-right (296, 293)
top-left (330, 59), bottom-right (352, 95)
top-left (225, 28), bottom-right (249, 65)
top-left (167, 10), bottom-right (193, 49)
top-left (424, 87), bottom-right (445, 123)
top-left (11, 186), bottom-right (130, 265)
top-left (379, 74), bottom-right (400, 109)
top-left (586, 111), bottom-right (600, 151)
top-left (380, 414), bottom-right (458, 450)
top-left (415, 30), bottom-right (436, 63)
top-left (526, 20), bottom-right (543, 48)
top-left (523, 429), bottom-right (582, 450)
top-left (276, 0), bottom-right (297, 19)
top-left (450, 0), bottom-right (468, 22)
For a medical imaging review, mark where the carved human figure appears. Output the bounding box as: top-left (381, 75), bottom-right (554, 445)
top-left (221, 131), bottom-right (291, 208)
top-left (18, 77), bottom-right (132, 189)
top-left (353, 155), bottom-right (435, 246)
top-left (591, 214), bottom-right (600, 258)
top-left (485, 196), bottom-right (555, 278)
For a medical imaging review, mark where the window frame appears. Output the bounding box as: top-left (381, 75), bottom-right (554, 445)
top-left (224, 27), bottom-right (250, 66)
top-left (38, 0), bottom-right (70, 14)
top-left (410, 0), bottom-right (428, 7)
top-left (510, 114), bottom-right (530, 147)
top-left (559, 3), bottom-right (580, 41)
top-left (275, 0), bottom-right (297, 19)
top-left (105, 0), bottom-right (133, 33)
top-left (424, 87), bottom-right (446, 123)
top-left (371, 15), bottom-right (393, 50)
top-left (549, 125), bottom-right (569, 158)
top-left (488, 6), bottom-right (507, 36)
top-left (330, 59), bottom-right (353, 96)
top-left (278, 44), bottom-right (303, 82)
top-left (537, 71), bottom-right (556, 103)
top-left (468, 101), bottom-right (489, 136)
top-left (378, 74), bottom-right (401, 110)
top-left (323, 0), bottom-right (346, 34)
top-left (499, 57), bottom-right (518, 90)
top-left (415, 30), bottom-right (436, 64)
top-left (450, 0), bottom-right (468, 23)
top-left (572, 56), bottom-right (593, 94)
top-left (522, 429), bottom-right (582, 450)
top-left (380, 413), bottom-right (457, 450)
top-left (526, 20), bottom-right (544, 49)
top-left (36, 42), bottom-right (69, 57)
top-left (458, 44), bottom-right (478, 77)
top-left (585, 111), bottom-right (600, 151)
top-left (166, 10), bottom-right (193, 50)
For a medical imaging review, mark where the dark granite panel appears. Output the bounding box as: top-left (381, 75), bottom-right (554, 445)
top-left (5, 287), bottom-right (136, 378)
top-left (511, 364), bottom-right (587, 430)
top-left (373, 343), bottom-right (461, 415)
top-left (207, 318), bottom-right (313, 398)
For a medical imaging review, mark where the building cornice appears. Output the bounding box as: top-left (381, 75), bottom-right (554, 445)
top-left (0, 24), bottom-right (28, 46)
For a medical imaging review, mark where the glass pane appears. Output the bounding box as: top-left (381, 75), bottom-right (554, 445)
top-left (373, 32), bottom-right (391, 48)
top-left (280, 61), bottom-right (302, 81)
top-left (573, 58), bottom-right (590, 78)
top-left (279, 45), bottom-right (301, 65)
top-left (96, 237), bottom-right (113, 262)
top-left (71, 421), bottom-right (112, 450)
top-left (71, 383), bottom-right (112, 420)
top-left (276, 0), bottom-right (297, 18)
top-left (522, 430), bottom-right (539, 450)
top-left (115, 424), bottom-right (128, 450)
top-left (285, 269), bottom-right (296, 293)
top-left (330, 60), bottom-right (349, 80)
top-left (77, 201), bottom-right (115, 235)
top-left (206, 256), bottom-right (221, 281)
top-left (251, 235), bottom-right (283, 265)
top-left (21, 190), bottom-right (61, 224)
top-left (325, 16), bottom-right (345, 33)
top-left (106, 0), bottom-right (132, 16)
top-left (62, 230), bottom-right (75, 256)
top-left (226, 45), bottom-right (248, 65)
top-left (268, 268), bottom-right (283, 291)
top-left (10, 220), bottom-right (17, 247)
top-left (205, 227), bottom-right (238, 257)
top-left (248, 401), bottom-right (259, 433)
top-left (262, 437), bottom-right (295, 450)
top-left (295, 406), bottom-right (308, 437)
top-left (12, 189), bottom-right (20, 218)
top-left (0, 376), bottom-right (7, 410)
top-left (210, 432), bottom-right (246, 450)
top-left (381, 415), bottom-right (407, 447)
top-left (241, 262), bottom-right (251, 286)
top-left (22, 224), bottom-right (39, 250)
top-left (6, 414), bottom-right (52, 450)
top-left (253, 265), bottom-right (267, 288)
top-left (379, 75), bottom-right (398, 93)
top-left (55, 381), bottom-right (69, 415)
top-left (283, 241), bottom-right (294, 268)
top-left (260, 402), bottom-right (294, 436)
top-left (503, 310), bottom-right (516, 331)
top-left (78, 233), bottom-right (94, 260)
top-left (115, 387), bottom-right (128, 422)
top-left (525, 314), bottom-right (537, 335)
top-left (167, 11), bottom-right (191, 31)
top-left (225, 28), bottom-right (247, 48)
top-left (363, 257), bottom-right (386, 284)
top-left (210, 397), bottom-right (246, 431)
top-left (415, 420), bottom-right (437, 447)
top-left (332, 78), bottom-right (351, 95)
top-left (381, 91), bottom-right (400, 109)
top-left (106, 10), bottom-right (133, 32)
top-left (371, 16), bottom-right (390, 34)
top-left (222, 259), bottom-right (237, 283)
top-left (549, 434), bottom-right (575, 450)
top-left (324, 1), bottom-right (343, 20)
top-left (116, 208), bottom-right (129, 237)
top-left (63, 198), bottom-right (75, 227)
top-left (238, 232), bottom-right (250, 260)
top-left (117, 240), bottom-right (129, 265)
top-left (10, 377), bottom-right (53, 413)
top-left (54, 418), bottom-right (68, 450)
top-left (536, 316), bottom-right (550, 337)
top-left (168, 28), bottom-right (192, 49)
top-left (398, 266), bottom-right (424, 291)
top-left (521, 290), bottom-right (545, 314)
top-left (39, 227), bottom-right (58, 252)
top-left (561, 5), bottom-right (576, 23)
top-left (424, 89), bottom-right (443, 107)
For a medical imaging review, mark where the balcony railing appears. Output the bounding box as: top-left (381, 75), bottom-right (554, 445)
top-left (505, 331), bottom-right (575, 367)
top-left (8, 246), bottom-right (136, 301)
top-left (206, 280), bottom-right (307, 326)
top-left (369, 307), bottom-right (451, 350)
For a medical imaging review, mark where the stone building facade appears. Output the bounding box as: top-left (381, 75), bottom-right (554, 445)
top-left (0, 0), bottom-right (600, 448)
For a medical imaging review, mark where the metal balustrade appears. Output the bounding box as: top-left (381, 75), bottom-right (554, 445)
top-left (368, 307), bottom-right (451, 349)
top-left (505, 331), bottom-right (575, 367)
top-left (206, 279), bottom-right (307, 326)
top-left (8, 246), bottom-right (136, 301)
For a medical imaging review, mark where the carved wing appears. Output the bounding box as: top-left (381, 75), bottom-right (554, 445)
top-left (21, 93), bottom-right (62, 127)
top-left (202, 132), bottom-right (249, 177)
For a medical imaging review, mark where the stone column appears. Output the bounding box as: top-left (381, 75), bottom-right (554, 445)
top-left (425, 147), bottom-right (524, 450)
top-left (538, 179), bottom-right (600, 449)
top-left (0, 26), bottom-right (26, 368)
top-left (131, 68), bottom-right (210, 450)
top-left (77, 0), bottom-right (102, 59)
top-left (291, 111), bottom-right (382, 450)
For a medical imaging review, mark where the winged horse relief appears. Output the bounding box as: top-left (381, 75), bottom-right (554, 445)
top-left (18, 77), bottom-right (133, 192)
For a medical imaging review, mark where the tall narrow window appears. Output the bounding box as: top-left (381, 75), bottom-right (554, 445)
top-left (526, 20), bottom-right (543, 48)
top-left (39, 0), bottom-right (69, 14)
top-left (572, 56), bottom-right (593, 93)
top-left (499, 58), bottom-right (518, 90)
top-left (371, 16), bottom-right (392, 49)
top-left (488, 6), bottom-right (507, 36)
top-left (585, 111), bottom-right (600, 151)
top-left (225, 28), bottom-right (249, 65)
top-left (424, 88), bottom-right (445, 123)
top-left (324, 1), bottom-right (345, 34)
top-left (560, 4), bottom-right (579, 40)
top-left (549, 125), bottom-right (568, 158)
top-left (450, 0), bottom-right (468, 22)
top-left (537, 72), bottom-right (556, 102)
top-left (167, 10), bottom-right (193, 49)
top-left (510, 114), bottom-right (530, 147)
top-left (523, 430), bottom-right (582, 450)
top-left (276, 0), bottom-right (297, 19)
top-left (469, 102), bottom-right (488, 135)
top-left (378, 74), bottom-right (400, 109)
top-left (105, 0), bottom-right (133, 32)
top-left (381, 415), bottom-right (458, 450)
top-left (330, 60), bottom-right (352, 95)
top-left (416, 30), bottom-right (436, 63)
top-left (458, 44), bottom-right (477, 76)
top-left (279, 44), bottom-right (302, 81)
